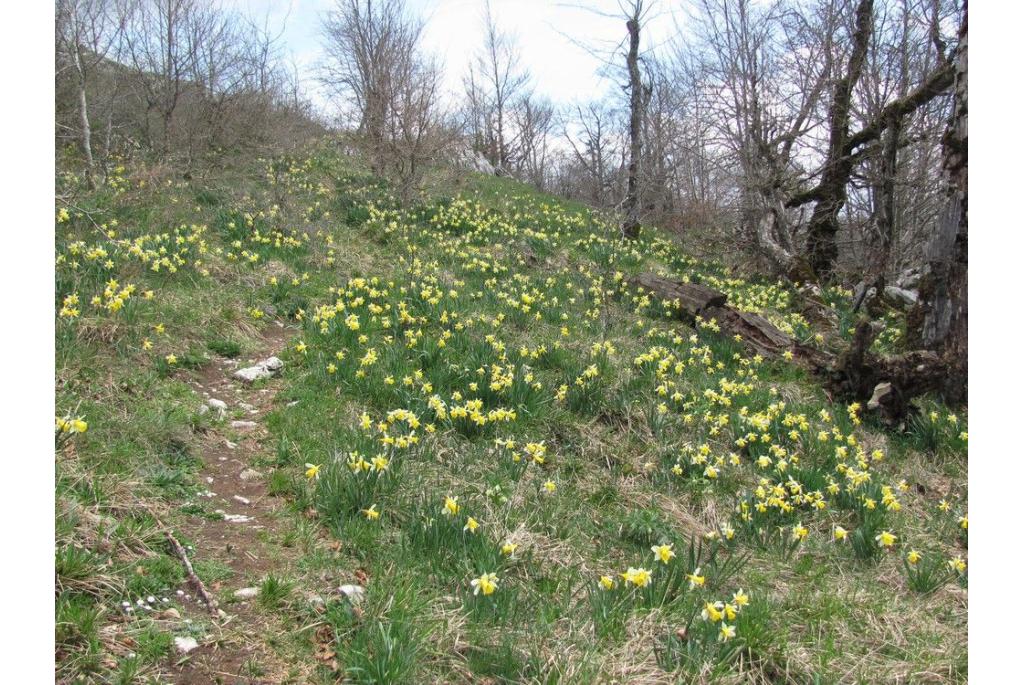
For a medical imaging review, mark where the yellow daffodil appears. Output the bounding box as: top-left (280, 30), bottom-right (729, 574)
top-left (471, 572), bottom-right (498, 596)
top-left (651, 544), bottom-right (675, 564)
top-left (875, 531), bottom-right (897, 548)
top-left (443, 496), bottom-right (460, 517)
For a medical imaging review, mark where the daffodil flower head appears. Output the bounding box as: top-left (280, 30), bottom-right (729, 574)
top-left (651, 543), bottom-right (675, 564)
top-left (443, 495), bottom-right (460, 517)
top-left (471, 572), bottom-right (498, 596)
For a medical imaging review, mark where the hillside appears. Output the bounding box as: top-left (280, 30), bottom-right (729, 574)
top-left (55, 143), bottom-right (967, 684)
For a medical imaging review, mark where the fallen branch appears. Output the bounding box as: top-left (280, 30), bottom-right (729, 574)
top-left (165, 530), bottom-right (220, 617)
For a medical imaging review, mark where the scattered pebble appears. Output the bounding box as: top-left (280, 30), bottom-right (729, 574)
top-left (233, 587), bottom-right (259, 600)
top-left (232, 495), bottom-right (251, 505)
top-left (174, 636), bottom-right (199, 654)
top-left (339, 584), bottom-right (365, 604)
top-left (239, 468), bottom-right (262, 482)
top-left (231, 420), bottom-right (258, 431)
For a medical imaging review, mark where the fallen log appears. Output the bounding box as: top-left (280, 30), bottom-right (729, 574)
top-left (628, 273), bottom-right (726, 322)
top-left (628, 272), bottom-right (955, 422)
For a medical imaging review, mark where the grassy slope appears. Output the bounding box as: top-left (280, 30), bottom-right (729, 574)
top-left (55, 144), bottom-right (967, 684)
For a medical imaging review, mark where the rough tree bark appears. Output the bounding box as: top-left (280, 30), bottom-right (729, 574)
top-left (909, 0), bottom-right (967, 404)
top-left (621, 5), bottom-right (647, 240)
top-left (804, 0), bottom-right (874, 280)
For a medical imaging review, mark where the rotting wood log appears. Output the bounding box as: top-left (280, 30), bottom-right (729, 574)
top-left (628, 273), bottom-right (726, 322)
top-left (628, 273), bottom-right (956, 422)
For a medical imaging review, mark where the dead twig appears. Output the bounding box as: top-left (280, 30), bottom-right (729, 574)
top-left (164, 529), bottom-right (221, 617)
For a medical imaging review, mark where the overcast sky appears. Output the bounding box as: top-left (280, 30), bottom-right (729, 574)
top-left (224, 0), bottom-right (682, 118)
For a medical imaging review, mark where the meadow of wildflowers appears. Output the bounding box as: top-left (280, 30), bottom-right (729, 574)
top-left (55, 147), bottom-right (967, 683)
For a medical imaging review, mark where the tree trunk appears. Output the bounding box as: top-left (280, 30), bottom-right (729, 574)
top-left (621, 15), bottom-right (644, 240)
top-left (910, 2), bottom-right (967, 404)
top-left (77, 77), bottom-right (96, 190)
top-left (803, 0), bottom-right (874, 280)
top-left (873, 111), bottom-right (901, 278)
top-left (69, 40), bottom-right (96, 190)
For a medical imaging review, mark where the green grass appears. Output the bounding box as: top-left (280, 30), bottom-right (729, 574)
top-left (55, 141), bottom-right (968, 683)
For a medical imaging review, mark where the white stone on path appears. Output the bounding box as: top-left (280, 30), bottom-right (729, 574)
top-left (233, 587), bottom-right (259, 600)
top-left (174, 636), bottom-right (199, 654)
top-left (232, 357), bottom-right (283, 383)
top-left (239, 468), bottom-right (261, 482)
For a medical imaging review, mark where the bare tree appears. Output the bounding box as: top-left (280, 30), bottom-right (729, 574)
top-left (464, 0), bottom-right (532, 172)
top-left (512, 94), bottom-right (556, 189)
top-left (563, 102), bottom-right (623, 206)
top-left (320, 0), bottom-right (447, 193)
top-left (56, 0), bottom-right (125, 188)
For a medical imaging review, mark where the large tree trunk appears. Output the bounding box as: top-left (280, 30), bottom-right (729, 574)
top-left (621, 14), bottom-right (645, 240)
top-left (804, 0), bottom-right (874, 281)
top-left (909, 2), bottom-right (967, 404)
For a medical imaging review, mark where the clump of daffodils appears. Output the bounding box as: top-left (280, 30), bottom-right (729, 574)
top-left (700, 589), bottom-right (751, 642)
top-left (56, 414), bottom-right (88, 450)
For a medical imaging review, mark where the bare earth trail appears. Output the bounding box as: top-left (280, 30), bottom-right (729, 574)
top-left (167, 322), bottom-right (305, 685)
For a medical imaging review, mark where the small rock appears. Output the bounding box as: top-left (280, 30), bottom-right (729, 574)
top-left (338, 584), bottom-right (365, 604)
top-left (240, 402), bottom-right (256, 411)
top-left (232, 495), bottom-right (251, 505)
top-left (232, 357), bottom-right (283, 383)
top-left (239, 468), bottom-right (262, 482)
top-left (174, 636), bottom-right (199, 654)
top-left (287, 401), bottom-right (299, 408)
top-left (207, 398), bottom-right (228, 411)
top-left (231, 420), bottom-right (258, 431)
top-left (225, 440), bottom-right (237, 449)
top-left (222, 513), bottom-right (253, 523)
top-left (233, 587), bottom-right (259, 600)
